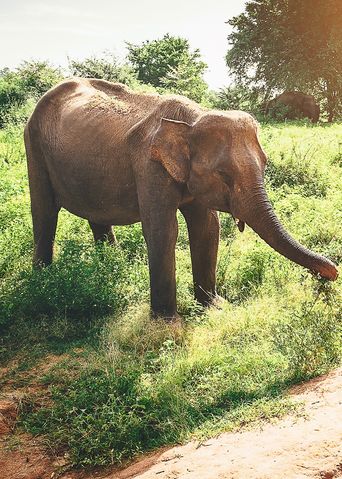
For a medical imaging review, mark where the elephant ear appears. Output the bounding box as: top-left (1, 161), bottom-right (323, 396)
top-left (151, 118), bottom-right (191, 183)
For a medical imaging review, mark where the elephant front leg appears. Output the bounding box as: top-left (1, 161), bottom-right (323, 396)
top-left (181, 202), bottom-right (220, 306)
top-left (141, 210), bottom-right (179, 319)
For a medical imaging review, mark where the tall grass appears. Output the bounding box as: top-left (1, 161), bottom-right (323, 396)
top-left (0, 120), bottom-right (341, 467)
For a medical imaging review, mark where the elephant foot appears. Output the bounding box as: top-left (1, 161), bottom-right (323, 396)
top-left (151, 311), bottom-right (183, 338)
top-left (165, 314), bottom-right (183, 335)
top-left (151, 310), bottom-right (182, 323)
top-left (196, 291), bottom-right (225, 309)
top-left (209, 294), bottom-right (225, 310)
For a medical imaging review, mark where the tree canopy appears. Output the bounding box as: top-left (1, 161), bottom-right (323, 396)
top-left (69, 53), bottom-right (138, 87)
top-left (0, 61), bottom-right (62, 127)
top-left (126, 34), bottom-right (208, 101)
top-left (226, 0), bottom-right (342, 120)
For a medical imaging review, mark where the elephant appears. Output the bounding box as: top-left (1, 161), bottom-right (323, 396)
top-left (266, 91), bottom-right (320, 123)
top-left (24, 78), bottom-right (338, 320)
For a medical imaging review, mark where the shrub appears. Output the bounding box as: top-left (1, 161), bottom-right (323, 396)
top-left (265, 154), bottom-right (328, 197)
top-left (127, 34), bottom-right (208, 102)
top-left (262, 127), bottom-right (331, 197)
top-left (0, 72), bottom-right (27, 127)
top-left (212, 84), bottom-right (263, 115)
top-left (16, 60), bottom-right (63, 99)
top-left (217, 241), bottom-right (272, 303)
top-left (68, 52), bottom-right (139, 88)
top-left (273, 283), bottom-right (341, 378)
top-left (0, 241), bottom-right (129, 327)
top-left (0, 61), bottom-right (62, 127)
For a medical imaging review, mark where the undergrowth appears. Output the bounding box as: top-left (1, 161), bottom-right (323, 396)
top-left (0, 121), bottom-right (341, 467)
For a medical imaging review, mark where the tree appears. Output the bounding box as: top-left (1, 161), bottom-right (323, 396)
top-left (69, 52), bottom-right (138, 87)
top-left (126, 34), bottom-right (208, 101)
top-left (16, 60), bottom-right (62, 99)
top-left (160, 56), bottom-right (208, 102)
top-left (211, 84), bottom-right (263, 114)
top-left (0, 61), bottom-right (62, 127)
top-left (226, 0), bottom-right (342, 121)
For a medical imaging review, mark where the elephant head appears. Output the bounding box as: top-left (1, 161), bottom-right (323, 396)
top-left (151, 112), bottom-right (338, 280)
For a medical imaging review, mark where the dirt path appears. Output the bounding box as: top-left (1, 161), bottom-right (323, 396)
top-left (106, 368), bottom-right (342, 479)
top-left (0, 368), bottom-right (341, 479)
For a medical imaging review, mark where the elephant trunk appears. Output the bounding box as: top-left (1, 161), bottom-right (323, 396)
top-left (234, 183), bottom-right (338, 280)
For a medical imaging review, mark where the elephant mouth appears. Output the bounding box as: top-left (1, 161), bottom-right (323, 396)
top-left (233, 217), bottom-right (245, 232)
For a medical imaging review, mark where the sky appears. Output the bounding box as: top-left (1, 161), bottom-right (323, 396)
top-left (0, 0), bottom-right (247, 90)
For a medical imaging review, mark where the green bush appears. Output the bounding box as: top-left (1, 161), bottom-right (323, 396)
top-left (0, 61), bottom-right (62, 128)
top-left (0, 72), bottom-right (26, 127)
top-left (16, 60), bottom-right (63, 99)
top-left (212, 84), bottom-right (263, 115)
top-left (0, 241), bottom-right (129, 326)
top-left (265, 153), bottom-right (328, 197)
top-left (273, 284), bottom-right (341, 377)
top-left (69, 52), bottom-right (139, 88)
top-left (127, 34), bottom-right (208, 102)
top-left (0, 126), bottom-right (27, 167)
top-left (218, 244), bottom-right (259, 302)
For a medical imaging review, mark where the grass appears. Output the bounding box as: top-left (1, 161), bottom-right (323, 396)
top-left (0, 119), bottom-right (341, 468)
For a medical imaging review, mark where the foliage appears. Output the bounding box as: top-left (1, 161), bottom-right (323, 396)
top-left (0, 42), bottom-right (208, 130)
top-left (273, 285), bottom-right (341, 377)
top-left (127, 34), bottom-right (208, 101)
top-left (0, 116), bottom-right (341, 468)
top-left (160, 55), bottom-right (208, 103)
top-left (68, 52), bottom-right (138, 87)
top-left (211, 84), bottom-right (263, 114)
top-left (0, 71), bottom-right (26, 127)
top-left (21, 284), bottom-right (340, 466)
top-left (265, 101), bottom-right (294, 122)
top-left (15, 60), bottom-right (63, 99)
top-left (0, 242), bottom-right (129, 324)
top-left (226, 0), bottom-right (342, 121)
top-left (0, 61), bottom-right (62, 127)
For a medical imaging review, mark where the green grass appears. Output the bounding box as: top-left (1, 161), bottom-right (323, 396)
top-left (0, 120), bottom-right (341, 468)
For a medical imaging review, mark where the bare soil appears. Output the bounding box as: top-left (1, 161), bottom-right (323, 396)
top-left (0, 367), bottom-right (341, 479)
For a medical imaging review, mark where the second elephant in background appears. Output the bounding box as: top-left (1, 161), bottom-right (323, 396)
top-left (266, 92), bottom-right (320, 123)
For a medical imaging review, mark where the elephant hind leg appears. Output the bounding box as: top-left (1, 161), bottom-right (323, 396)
top-left (25, 128), bottom-right (60, 267)
top-left (31, 191), bottom-right (59, 267)
top-left (89, 222), bottom-right (116, 245)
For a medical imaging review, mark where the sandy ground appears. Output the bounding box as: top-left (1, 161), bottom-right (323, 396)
top-left (103, 368), bottom-right (342, 479)
top-left (0, 367), bottom-right (341, 479)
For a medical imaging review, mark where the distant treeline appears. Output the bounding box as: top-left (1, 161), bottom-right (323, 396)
top-left (0, 52), bottom-right (264, 128)
top-left (1, 0), bottom-right (342, 127)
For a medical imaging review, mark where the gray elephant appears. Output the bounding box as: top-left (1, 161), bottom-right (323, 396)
top-left (24, 79), bottom-right (337, 319)
top-left (266, 91), bottom-right (320, 123)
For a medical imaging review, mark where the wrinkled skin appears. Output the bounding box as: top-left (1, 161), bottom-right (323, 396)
top-left (25, 79), bottom-right (338, 319)
top-left (266, 91), bottom-right (320, 123)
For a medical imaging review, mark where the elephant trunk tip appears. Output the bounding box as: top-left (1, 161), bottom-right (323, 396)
top-left (312, 259), bottom-right (339, 281)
